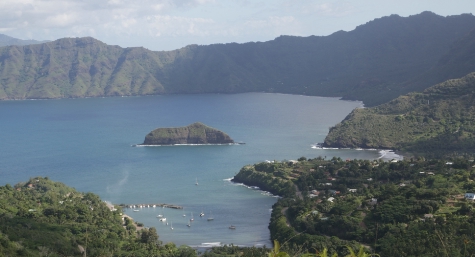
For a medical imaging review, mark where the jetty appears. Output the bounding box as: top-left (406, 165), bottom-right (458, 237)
top-left (119, 203), bottom-right (183, 210)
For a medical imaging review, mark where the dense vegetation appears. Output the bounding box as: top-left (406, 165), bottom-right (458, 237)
top-left (1, 12), bottom-right (475, 106)
top-left (324, 72), bottom-right (475, 157)
top-left (0, 177), bottom-right (203, 256)
top-left (234, 156), bottom-right (475, 256)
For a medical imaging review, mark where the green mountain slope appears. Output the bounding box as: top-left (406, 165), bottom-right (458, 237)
top-left (1, 12), bottom-right (475, 105)
top-left (324, 72), bottom-right (475, 156)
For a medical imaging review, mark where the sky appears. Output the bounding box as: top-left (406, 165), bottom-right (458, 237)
top-left (1, 0), bottom-right (475, 51)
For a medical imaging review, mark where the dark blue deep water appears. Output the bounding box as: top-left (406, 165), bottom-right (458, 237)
top-left (0, 93), bottom-right (382, 247)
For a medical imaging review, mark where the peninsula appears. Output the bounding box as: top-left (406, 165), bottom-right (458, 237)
top-left (141, 122), bottom-right (234, 145)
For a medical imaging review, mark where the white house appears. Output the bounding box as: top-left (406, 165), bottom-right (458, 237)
top-left (465, 193), bottom-right (475, 200)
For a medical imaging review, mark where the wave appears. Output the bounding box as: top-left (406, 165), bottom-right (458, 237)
top-left (200, 242), bottom-right (222, 247)
top-left (133, 143), bottom-right (242, 147)
top-left (378, 150), bottom-right (403, 161)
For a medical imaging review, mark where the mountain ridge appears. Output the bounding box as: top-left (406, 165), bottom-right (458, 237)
top-left (1, 12), bottom-right (475, 106)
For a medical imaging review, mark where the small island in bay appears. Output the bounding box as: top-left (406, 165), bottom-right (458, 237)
top-left (141, 122), bottom-right (235, 145)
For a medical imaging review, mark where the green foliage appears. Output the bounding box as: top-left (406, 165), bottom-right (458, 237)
top-left (324, 72), bottom-right (475, 157)
top-left (0, 177), bottom-right (203, 256)
top-left (242, 157), bottom-right (475, 256)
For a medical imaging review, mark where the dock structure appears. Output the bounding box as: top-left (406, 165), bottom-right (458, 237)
top-left (119, 203), bottom-right (183, 209)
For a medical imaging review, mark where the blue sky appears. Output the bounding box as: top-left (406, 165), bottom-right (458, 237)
top-left (1, 0), bottom-right (474, 51)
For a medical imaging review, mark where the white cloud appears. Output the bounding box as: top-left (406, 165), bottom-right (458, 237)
top-left (0, 0), bottom-right (472, 50)
top-left (147, 15), bottom-right (215, 37)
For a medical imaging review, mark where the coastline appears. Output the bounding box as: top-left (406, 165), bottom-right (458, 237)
top-left (311, 143), bottom-right (404, 161)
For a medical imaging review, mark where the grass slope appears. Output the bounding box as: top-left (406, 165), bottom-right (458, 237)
top-left (324, 72), bottom-right (475, 156)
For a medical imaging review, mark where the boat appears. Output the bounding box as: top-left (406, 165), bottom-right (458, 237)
top-left (207, 211), bottom-right (214, 221)
top-left (159, 217), bottom-right (167, 222)
top-left (157, 214), bottom-right (163, 218)
top-left (200, 210), bottom-right (204, 217)
top-left (190, 212), bottom-right (194, 221)
top-left (133, 209), bottom-right (139, 212)
top-left (229, 225), bottom-right (236, 229)
top-left (187, 221), bottom-right (191, 227)
top-left (195, 178), bottom-right (198, 185)
top-left (170, 222), bottom-right (173, 230)
top-left (182, 208), bottom-right (186, 217)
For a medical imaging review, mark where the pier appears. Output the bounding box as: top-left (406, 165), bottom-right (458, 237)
top-left (119, 203), bottom-right (183, 209)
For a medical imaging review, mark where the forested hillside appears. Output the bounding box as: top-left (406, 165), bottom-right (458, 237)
top-left (234, 157), bottom-right (475, 256)
top-left (324, 72), bottom-right (475, 156)
top-left (0, 177), bottom-right (199, 256)
top-left (1, 12), bottom-right (475, 106)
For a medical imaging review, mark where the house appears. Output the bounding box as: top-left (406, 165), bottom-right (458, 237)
top-left (424, 214), bottom-right (434, 219)
top-left (327, 197), bottom-right (335, 202)
top-left (309, 190), bottom-right (320, 198)
top-left (348, 189), bottom-right (357, 193)
top-left (369, 198), bottom-right (378, 205)
top-left (465, 193), bottom-right (475, 200)
top-left (328, 190), bottom-right (340, 195)
top-left (367, 178), bottom-right (373, 181)
top-left (446, 162), bottom-right (453, 165)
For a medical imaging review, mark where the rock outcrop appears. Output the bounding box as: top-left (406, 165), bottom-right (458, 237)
top-left (142, 122), bottom-right (234, 145)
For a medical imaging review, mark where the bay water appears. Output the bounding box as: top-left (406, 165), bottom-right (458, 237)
top-left (0, 93), bottom-right (384, 248)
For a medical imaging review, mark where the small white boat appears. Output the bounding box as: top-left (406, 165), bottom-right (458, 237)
top-left (187, 221), bottom-right (191, 227)
top-left (200, 211), bottom-right (204, 217)
top-left (133, 209), bottom-right (139, 212)
top-left (229, 225), bottom-right (236, 229)
top-left (157, 214), bottom-right (163, 218)
top-left (195, 178), bottom-right (198, 185)
top-left (207, 211), bottom-right (214, 221)
top-left (170, 222), bottom-right (173, 230)
top-left (190, 212), bottom-right (194, 221)
top-left (160, 217), bottom-right (167, 222)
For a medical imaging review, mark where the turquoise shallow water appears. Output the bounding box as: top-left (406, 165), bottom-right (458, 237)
top-left (0, 93), bottom-right (381, 247)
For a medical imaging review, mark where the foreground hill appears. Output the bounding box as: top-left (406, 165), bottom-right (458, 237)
top-left (0, 177), bottom-right (199, 256)
top-left (1, 12), bottom-right (475, 106)
top-left (234, 157), bottom-right (475, 256)
top-left (324, 72), bottom-right (475, 156)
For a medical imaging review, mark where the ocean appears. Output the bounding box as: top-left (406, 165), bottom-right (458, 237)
top-left (0, 93), bottom-right (391, 248)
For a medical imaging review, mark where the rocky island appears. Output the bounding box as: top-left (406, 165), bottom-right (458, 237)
top-left (141, 122), bottom-right (235, 145)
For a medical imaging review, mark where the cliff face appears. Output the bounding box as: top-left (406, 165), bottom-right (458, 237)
top-left (1, 13), bottom-right (475, 106)
top-left (142, 122), bottom-right (234, 145)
